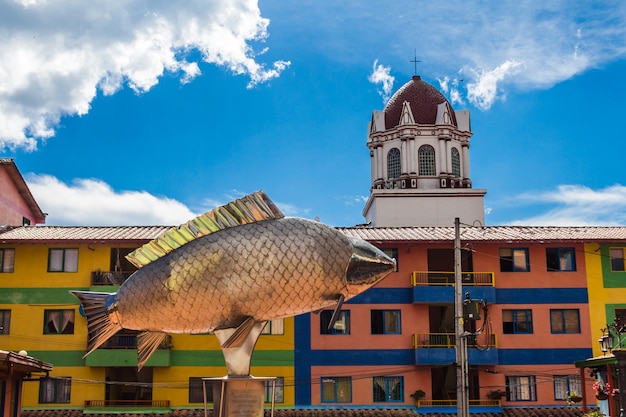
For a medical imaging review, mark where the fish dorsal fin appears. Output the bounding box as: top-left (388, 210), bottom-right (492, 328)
top-left (137, 331), bottom-right (168, 371)
top-left (126, 190), bottom-right (283, 268)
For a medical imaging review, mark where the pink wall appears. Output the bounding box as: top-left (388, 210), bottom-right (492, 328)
top-left (0, 167), bottom-right (38, 225)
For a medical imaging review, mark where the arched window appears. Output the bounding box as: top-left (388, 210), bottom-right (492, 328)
top-left (418, 145), bottom-right (435, 176)
top-left (451, 148), bottom-right (461, 178)
top-left (387, 148), bottom-right (401, 179)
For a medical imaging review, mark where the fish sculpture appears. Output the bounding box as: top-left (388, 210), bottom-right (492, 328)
top-left (71, 191), bottom-right (395, 370)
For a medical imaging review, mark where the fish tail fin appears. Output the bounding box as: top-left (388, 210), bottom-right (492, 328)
top-left (70, 290), bottom-right (122, 357)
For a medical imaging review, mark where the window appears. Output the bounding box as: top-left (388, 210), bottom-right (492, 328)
top-left (0, 249), bottom-right (14, 272)
top-left (554, 375), bottom-right (581, 400)
top-left (261, 318), bottom-right (284, 335)
top-left (418, 145), bottom-right (436, 176)
top-left (48, 248), bottom-right (78, 272)
top-left (373, 376), bottom-right (404, 402)
top-left (382, 248), bottom-right (398, 271)
top-left (610, 248), bottom-right (626, 272)
top-left (0, 310), bottom-right (10, 335)
top-left (189, 377), bottom-right (216, 403)
top-left (387, 148), bottom-right (401, 179)
top-left (503, 309), bottom-right (533, 334)
top-left (451, 148), bottom-right (461, 178)
top-left (39, 377), bottom-right (71, 403)
top-left (371, 310), bottom-right (401, 334)
top-left (321, 377), bottom-right (351, 403)
top-left (320, 310), bottom-right (350, 335)
top-left (500, 248), bottom-right (530, 272)
top-left (506, 376), bottom-right (536, 401)
top-left (550, 309), bottom-right (580, 334)
top-left (546, 247), bottom-right (576, 271)
top-left (44, 310), bottom-right (75, 334)
top-left (264, 377), bottom-right (284, 403)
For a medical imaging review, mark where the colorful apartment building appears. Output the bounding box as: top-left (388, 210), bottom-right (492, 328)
top-left (295, 226), bottom-right (626, 410)
top-left (2, 75), bottom-right (626, 414)
top-left (0, 226), bottom-right (295, 410)
top-left (289, 75), bottom-right (626, 411)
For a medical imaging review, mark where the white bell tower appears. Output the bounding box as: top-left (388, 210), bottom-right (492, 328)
top-left (363, 75), bottom-right (487, 227)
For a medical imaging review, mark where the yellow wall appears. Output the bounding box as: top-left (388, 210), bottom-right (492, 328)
top-left (585, 242), bottom-right (626, 357)
top-left (1, 240), bottom-right (296, 408)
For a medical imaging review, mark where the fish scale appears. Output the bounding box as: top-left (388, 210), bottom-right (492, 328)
top-left (71, 192), bottom-right (396, 369)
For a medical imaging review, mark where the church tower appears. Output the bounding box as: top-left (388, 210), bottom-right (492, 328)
top-left (363, 75), bottom-right (487, 227)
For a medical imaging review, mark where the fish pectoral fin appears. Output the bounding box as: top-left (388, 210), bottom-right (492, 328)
top-left (216, 317), bottom-right (263, 349)
top-left (327, 294), bottom-right (345, 332)
top-left (137, 331), bottom-right (168, 371)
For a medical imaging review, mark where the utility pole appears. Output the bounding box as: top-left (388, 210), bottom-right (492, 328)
top-left (455, 217), bottom-right (469, 417)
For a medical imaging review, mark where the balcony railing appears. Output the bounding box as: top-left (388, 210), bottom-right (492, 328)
top-left (101, 334), bottom-right (172, 349)
top-left (84, 400), bottom-right (170, 408)
top-left (416, 399), bottom-right (501, 408)
top-left (91, 270), bottom-right (135, 286)
top-left (411, 271), bottom-right (494, 287)
top-left (413, 332), bottom-right (497, 348)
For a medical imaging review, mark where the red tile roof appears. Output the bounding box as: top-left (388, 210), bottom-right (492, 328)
top-left (1, 225), bottom-right (625, 244)
top-left (338, 225), bottom-right (626, 243)
top-left (0, 225), bottom-right (170, 243)
top-left (21, 407), bottom-right (585, 417)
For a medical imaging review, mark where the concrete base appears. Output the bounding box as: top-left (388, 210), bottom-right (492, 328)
top-left (203, 376), bottom-right (277, 417)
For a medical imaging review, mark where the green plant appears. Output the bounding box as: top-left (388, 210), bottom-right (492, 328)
top-left (487, 389), bottom-right (507, 399)
top-left (409, 389), bottom-right (426, 400)
top-left (583, 410), bottom-right (605, 417)
top-left (567, 391), bottom-right (583, 406)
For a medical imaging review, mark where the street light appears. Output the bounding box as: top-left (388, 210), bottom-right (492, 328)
top-left (599, 333), bottom-right (616, 354)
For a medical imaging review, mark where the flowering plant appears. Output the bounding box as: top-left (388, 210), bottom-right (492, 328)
top-left (593, 381), bottom-right (611, 395)
top-left (566, 391), bottom-right (583, 406)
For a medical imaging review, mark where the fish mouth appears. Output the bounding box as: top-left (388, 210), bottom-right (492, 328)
top-left (345, 237), bottom-right (396, 287)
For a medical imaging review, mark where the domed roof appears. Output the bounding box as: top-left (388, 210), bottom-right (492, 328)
top-left (384, 75), bottom-right (457, 128)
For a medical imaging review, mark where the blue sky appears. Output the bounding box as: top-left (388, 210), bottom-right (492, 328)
top-left (1, 0), bottom-right (625, 227)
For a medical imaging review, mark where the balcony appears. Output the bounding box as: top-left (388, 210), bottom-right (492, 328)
top-left (416, 399), bottom-right (502, 414)
top-left (411, 271), bottom-right (496, 303)
top-left (85, 334), bottom-right (172, 367)
top-left (90, 270), bottom-right (135, 289)
top-left (84, 399), bottom-right (170, 409)
top-left (413, 332), bottom-right (498, 365)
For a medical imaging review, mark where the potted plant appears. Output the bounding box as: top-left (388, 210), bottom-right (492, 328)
top-left (583, 410), bottom-right (605, 417)
top-left (593, 381), bottom-right (611, 400)
top-left (567, 391), bottom-right (583, 405)
top-left (410, 389), bottom-right (426, 404)
top-left (487, 389), bottom-right (507, 400)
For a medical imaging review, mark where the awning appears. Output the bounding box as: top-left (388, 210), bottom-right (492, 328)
top-left (575, 353), bottom-right (615, 368)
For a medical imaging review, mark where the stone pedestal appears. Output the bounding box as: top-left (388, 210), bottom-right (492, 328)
top-left (203, 376), bottom-right (277, 417)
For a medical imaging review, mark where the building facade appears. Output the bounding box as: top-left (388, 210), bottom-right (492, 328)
top-left (294, 75), bottom-right (626, 411)
top-left (0, 226), bottom-right (295, 410)
top-left (2, 75), bottom-right (626, 413)
top-left (0, 158), bottom-right (46, 227)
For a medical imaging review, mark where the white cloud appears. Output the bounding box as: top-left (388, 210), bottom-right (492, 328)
top-left (28, 176), bottom-right (314, 226)
top-left (26, 174), bottom-right (197, 226)
top-left (305, 2), bottom-right (626, 110)
top-left (466, 60), bottom-right (523, 110)
top-left (507, 184), bottom-right (626, 226)
top-left (0, 0), bottom-right (290, 150)
top-left (368, 60), bottom-right (395, 105)
top-left (437, 76), bottom-right (464, 106)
